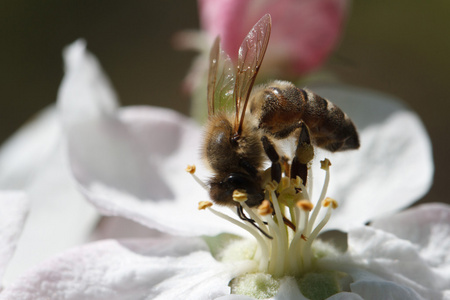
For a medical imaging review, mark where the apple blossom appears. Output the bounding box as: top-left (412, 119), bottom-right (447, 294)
top-left (0, 34), bottom-right (437, 298)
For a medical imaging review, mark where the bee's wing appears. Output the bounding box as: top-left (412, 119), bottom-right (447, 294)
top-left (207, 37), bottom-right (236, 116)
top-left (207, 37), bottom-right (220, 116)
top-left (234, 14), bottom-right (272, 135)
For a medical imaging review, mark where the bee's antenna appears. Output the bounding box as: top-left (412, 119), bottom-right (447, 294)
top-left (237, 205), bottom-right (273, 239)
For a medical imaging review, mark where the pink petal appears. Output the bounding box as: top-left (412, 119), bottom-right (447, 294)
top-left (198, 0), bottom-right (349, 74)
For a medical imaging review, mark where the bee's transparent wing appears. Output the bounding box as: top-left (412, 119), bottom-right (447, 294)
top-left (234, 14), bottom-right (272, 134)
top-left (214, 48), bottom-right (235, 114)
top-left (207, 37), bottom-right (236, 116)
top-left (207, 37), bottom-right (220, 116)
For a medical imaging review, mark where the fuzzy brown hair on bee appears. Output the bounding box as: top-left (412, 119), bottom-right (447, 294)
top-left (202, 112), bottom-right (265, 207)
top-left (201, 14), bottom-right (359, 212)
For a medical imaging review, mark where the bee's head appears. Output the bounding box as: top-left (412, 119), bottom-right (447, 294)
top-left (209, 173), bottom-right (264, 207)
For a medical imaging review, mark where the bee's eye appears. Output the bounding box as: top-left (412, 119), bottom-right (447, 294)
top-left (225, 173), bottom-right (251, 188)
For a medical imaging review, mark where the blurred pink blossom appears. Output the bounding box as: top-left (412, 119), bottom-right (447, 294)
top-left (198, 0), bottom-right (349, 75)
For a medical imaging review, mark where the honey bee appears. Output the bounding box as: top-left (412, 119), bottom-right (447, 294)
top-left (202, 14), bottom-right (359, 211)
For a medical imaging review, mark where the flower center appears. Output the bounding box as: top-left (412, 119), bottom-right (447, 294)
top-left (187, 158), bottom-right (338, 279)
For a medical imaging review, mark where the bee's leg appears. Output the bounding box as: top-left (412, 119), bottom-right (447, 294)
top-left (236, 205), bottom-right (273, 239)
top-left (261, 136), bottom-right (281, 183)
top-left (290, 122), bottom-right (314, 185)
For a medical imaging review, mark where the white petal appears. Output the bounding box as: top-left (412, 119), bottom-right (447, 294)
top-left (215, 295), bottom-right (254, 300)
top-left (371, 203), bottom-right (450, 288)
top-left (345, 226), bottom-right (446, 299)
top-left (56, 42), bottom-right (177, 226)
top-left (327, 292), bottom-right (364, 300)
top-left (0, 191), bottom-right (29, 281)
top-left (0, 107), bottom-right (59, 188)
top-left (90, 216), bottom-right (163, 240)
top-left (0, 107), bottom-right (98, 283)
top-left (348, 269), bottom-right (424, 300)
top-left (308, 84), bottom-right (433, 231)
top-left (58, 41), bottom-right (152, 199)
top-left (58, 39), bottom-right (119, 128)
top-left (0, 237), bottom-right (254, 300)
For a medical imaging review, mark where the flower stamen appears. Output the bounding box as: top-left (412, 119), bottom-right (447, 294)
top-left (186, 164), bottom-right (209, 191)
top-left (297, 200), bottom-right (314, 211)
top-left (190, 157), bottom-right (337, 278)
top-left (233, 189), bottom-right (248, 203)
top-left (198, 201), bottom-right (213, 210)
top-left (258, 200), bottom-right (273, 216)
top-left (307, 159), bottom-right (332, 236)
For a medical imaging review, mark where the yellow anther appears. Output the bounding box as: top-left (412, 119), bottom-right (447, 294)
top-left (233, 189), bottom-right (248, 202)
top-left (296, 200), bottom-right (314, 211)
top-left (198, 201), bottom-right (213, 210)
top-left (291, 176), bottom-right (303, 188)
top-left (265, 180), bottom-right (278, 192)
top-left (320, 159), bottom-right (331, 171)
top-left (280, 177), bottom-right (290, 191)
top-left (186, 165), bottom-right (196, 174)
top-left (322, 197), bottom-right (338, 209)
top-left (258, 200), bottom-right (273, 216)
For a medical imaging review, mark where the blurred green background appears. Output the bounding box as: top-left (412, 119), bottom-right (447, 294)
top-left (1, 1), bottom-right (448, 205)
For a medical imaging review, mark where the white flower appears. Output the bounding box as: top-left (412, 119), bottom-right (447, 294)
top-left (0, 41), bottom-right (438, 299)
